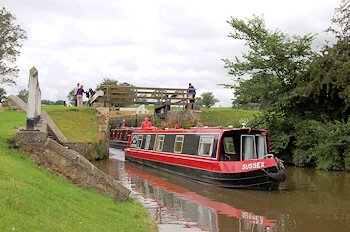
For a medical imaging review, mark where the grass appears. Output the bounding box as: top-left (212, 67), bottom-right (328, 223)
top-left (43, 105), bottom-right (98, 142)
top-left (0, 108), bottom-right (157, 232)
top-left (200, 107), bottom-right (260, 127)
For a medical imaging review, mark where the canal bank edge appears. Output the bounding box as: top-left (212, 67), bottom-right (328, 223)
top-left (16, 133), bottom-right (130, 202)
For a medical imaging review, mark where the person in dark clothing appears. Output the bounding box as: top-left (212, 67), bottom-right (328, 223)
top-left (76, 84), bottom-right (85, 107)
top-left (117, 119), bottom-right (128, 128)
top-left (187, 83), bottom-right (196, 103)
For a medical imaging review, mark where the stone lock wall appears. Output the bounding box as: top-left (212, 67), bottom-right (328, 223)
top-left (19, 139), bottom-right (130, 202)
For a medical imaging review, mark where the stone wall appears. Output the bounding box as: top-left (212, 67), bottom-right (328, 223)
top-left (64, 142), bottom-right (97, 161)
top-left (19, 138), bottom-right (130, 202)
top-left (160, 110), bottom-right (203, 128)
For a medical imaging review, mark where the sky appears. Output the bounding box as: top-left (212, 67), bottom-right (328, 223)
top-left (2, 0), bottom-right (340, 106)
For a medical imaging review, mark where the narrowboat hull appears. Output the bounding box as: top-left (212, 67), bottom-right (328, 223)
top-left (109, 140), bottom-right (127, 150)
top-left (125, 154), bottom-right (285, 190)
top-left (121, 127), bottom-right (286, 190)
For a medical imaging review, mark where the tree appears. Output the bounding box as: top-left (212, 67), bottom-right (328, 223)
top-left (0, 7), bottom-right (27, 85)
top-left (289, 0), bottom-right (350, 170)
top-left (196, 92), bottom-right (219, 108)
top-left (0, 87), bottom-right (6, 103)
top-left (222, 15), bottom-right (315, 160)
top-left (223, 15), bottom-right (315, 113)
top-left (17, 89), bottom-right (28, 102)
top-left (326, 0), bottom-right (350, 39)
top-left (96, 77), bottom-right (119, 90)
top-left (223, 2), bottom-right (350, 170)
top-left (67, 88), bottom-right (76, 102)
top-left (96, 77), bottom-right (134, 106)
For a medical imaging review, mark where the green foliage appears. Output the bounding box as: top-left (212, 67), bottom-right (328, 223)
top-left (41, 99), bottom-right (65, 105)
top-left (326, 0), bottom-right (350, 39)
top-left (181, 117), bottom-right (197, 129)
top-left (94, 141), bottom-right (107, 160)
top-left (223, 5), bottom-right (350, 170)
top-left (152, 114), bottom-right (161, 127)
top-left (0, 7), bottom-right (27, 85)
top-left (17, 89), bottom-right (28, 103)
top-left (0, 109), bottom-right (157, 232)
top-left (195, 92), bottom-right (219, 108)
top-left (96, 77), bottom-right (134, 107)
top-left (0, 87), bottom-right (6, 103)
top-left (223, 15), bottom-right (315, 112)
top-left (96, 77), bottom-right (119, 90)
top-left (67, 88), bottom-right (76, 102)
top-left (293, 120), bottom-right (350, 171)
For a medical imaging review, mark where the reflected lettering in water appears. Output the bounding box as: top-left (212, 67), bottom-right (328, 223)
top-left (94, 150), bottom-right (350, 232)
top-left (95, 155), bottom-right (278, 232)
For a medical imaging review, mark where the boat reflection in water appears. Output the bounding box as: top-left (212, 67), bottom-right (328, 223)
top-left (95, 152), bottom-right (277, 232)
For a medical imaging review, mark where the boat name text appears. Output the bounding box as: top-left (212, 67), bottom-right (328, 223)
top-left (242, 161), bottom-right (265, 170)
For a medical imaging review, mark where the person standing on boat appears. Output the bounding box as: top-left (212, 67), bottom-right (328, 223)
top-left (117, 119), bottom-right (128, 128)
top-left (187, 83), bottom-right (196, 103)
top-left (141, 117), bottom-right (152, 129)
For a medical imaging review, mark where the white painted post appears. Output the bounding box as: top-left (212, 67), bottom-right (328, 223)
top-left (26, 67), bottom-right (39, 130)
top-left (35, 84), bottom-right (41, 123)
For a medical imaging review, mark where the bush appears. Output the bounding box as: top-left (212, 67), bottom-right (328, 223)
top-left (293, 120), bottom-right (350, 171)
top-left (181, 117), bottom-right (197, 129)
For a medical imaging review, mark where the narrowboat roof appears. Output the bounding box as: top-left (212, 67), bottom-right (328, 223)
top-left (131, 127), bottom-right (268, 134)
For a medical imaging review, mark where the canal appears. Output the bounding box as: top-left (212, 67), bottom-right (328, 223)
top-left (94, 150), bottom-right (350, 232)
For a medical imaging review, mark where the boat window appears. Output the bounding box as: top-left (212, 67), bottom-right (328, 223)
top-left (198, 136), bottom-right (214, 157)
top-left (144, 135), bottom-right (151, 150)
top-left (255, 135), bottom-right (267, 158)
top-left (124, 131), bottom-right (128, 140)
top-left (155, 135), bottom-right (165, 151)
top-left (136, 135), bottom-right (143, 148)
top-left (241, 135), bottom-right (256, 160)
top-left (173, 135), bottom-right (184, 153)
top-left (223, 137), bottom-right (235, 154)
top-left (118, 132), bottom-right (122, 140)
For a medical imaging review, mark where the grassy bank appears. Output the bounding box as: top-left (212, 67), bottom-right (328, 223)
top-left (200, 107), bottom-right (259, 127)
top-left (0, 109), bottom-right (157, 232)
top-left (43, 105), bottom-right (98, 142)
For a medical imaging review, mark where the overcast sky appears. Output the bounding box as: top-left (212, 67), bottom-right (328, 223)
top-left (2, 0), bottom-right (340, 106)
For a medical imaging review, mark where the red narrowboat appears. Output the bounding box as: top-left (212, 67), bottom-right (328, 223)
top-left (109, 128), bottom-right (133, 149)
top-left (122, 127), bottom-right (286, 190)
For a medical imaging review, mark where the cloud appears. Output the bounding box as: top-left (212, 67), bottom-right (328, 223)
top-left (2, 0), bottom-right (341, 106)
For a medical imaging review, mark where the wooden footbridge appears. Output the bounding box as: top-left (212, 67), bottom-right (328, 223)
top-left (101, 85), bottom-right (193, 107)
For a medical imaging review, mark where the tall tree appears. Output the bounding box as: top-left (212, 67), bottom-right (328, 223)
top-left (0, 7), bottom-right (27, 85)
top-left (196, 92), bottom-right (219, 108)
top-left (289, 0), bottom-right (350, 170)
top-left (223, 2), bottom-right (350, 170)
top-left (222, 15), bottom-right (315, 113)
top-left (222, 15), bottom-right (316, 165)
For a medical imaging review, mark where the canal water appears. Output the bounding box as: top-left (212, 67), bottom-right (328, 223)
top-left (94, 150), bottom-right (350, 232)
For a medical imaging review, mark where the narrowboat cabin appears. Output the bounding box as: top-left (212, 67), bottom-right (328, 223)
top-left (123, 127), bottom-right (286, 190)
